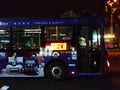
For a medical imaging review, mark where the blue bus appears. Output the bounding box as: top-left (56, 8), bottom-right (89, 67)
top-left (0, 17), bottom-right (110, 80)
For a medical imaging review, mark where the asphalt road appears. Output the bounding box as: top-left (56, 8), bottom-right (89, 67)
top-left (0, 56), bottom-right (120, 90)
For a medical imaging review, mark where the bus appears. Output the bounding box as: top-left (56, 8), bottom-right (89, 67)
top-left (0, 17), bottom-right (110, 80)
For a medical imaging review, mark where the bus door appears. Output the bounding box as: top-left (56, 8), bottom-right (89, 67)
top-left (77, 26), bottom-right (90, 73)
top-left (77, 26), bottom-right (101, 73)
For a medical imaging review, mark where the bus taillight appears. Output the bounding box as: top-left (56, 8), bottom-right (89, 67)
top-left (106, 60), bottom-right (110, 67)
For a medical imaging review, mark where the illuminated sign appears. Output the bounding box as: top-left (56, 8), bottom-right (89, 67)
top-left (51, 43), bottom-right (67, 50)
top-left (24, 29), bottom-right (41, 33)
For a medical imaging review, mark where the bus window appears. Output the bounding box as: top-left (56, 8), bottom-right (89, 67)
top-left (12, 26), bottom-right (41, 50)
top-left (92, 28), bottom-right (101, 49)
top-left (45, 26), bottom-right (73, 41)
top-left (45, 26), bottom-right (73, 50)
top-left (0, 28), bottom-right (10, 50)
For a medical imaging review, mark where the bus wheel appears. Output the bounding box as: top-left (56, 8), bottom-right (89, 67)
top-left (46, 61), bottom-right (67, 80)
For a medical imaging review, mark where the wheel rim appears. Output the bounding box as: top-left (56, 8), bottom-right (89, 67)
top-left (51, 66), bottom-right (62, 78)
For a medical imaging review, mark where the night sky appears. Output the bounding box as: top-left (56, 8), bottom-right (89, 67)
top-left (0, 0), bottom-right (104, 18)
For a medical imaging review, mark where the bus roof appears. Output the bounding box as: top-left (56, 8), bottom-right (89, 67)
top-left (0, 17), bottom-right (103, 27)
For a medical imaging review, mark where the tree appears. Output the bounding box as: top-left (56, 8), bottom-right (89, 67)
top-left (113, 7), bottom-right (120, 26)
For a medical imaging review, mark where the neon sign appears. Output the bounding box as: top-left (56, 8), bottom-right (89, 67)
top-left (51, 43), bottom-right (67, 50)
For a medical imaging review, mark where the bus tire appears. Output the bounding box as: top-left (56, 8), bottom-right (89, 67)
top-left (46, 61), bottom-right (67, 80)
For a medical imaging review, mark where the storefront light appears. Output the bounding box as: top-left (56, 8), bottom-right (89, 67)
top-left (104, 34), bottom-right (115, 39)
